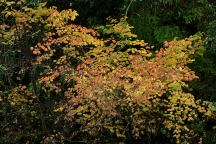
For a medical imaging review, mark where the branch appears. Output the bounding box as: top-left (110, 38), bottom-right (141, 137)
top-left (125, 0), bottom-right (135, 16)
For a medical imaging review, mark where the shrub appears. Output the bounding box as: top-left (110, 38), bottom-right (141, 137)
top-left (0, 1), bottom-right (215, 143)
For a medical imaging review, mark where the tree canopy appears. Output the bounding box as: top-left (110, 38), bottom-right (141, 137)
top-left (0, 0), bottom-right (216, 143)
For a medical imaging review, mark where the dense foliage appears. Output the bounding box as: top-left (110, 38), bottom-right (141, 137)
top-left (0, 0), bottom-right (216, 143)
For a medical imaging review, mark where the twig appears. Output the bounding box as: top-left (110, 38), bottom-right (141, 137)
top-left (125, 0), bottom-right (135, 16)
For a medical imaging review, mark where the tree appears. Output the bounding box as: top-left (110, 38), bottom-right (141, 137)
top-left (0, 0), bottom-right (215, 143)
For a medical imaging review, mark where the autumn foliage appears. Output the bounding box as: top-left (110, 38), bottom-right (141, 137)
top-left (0, 1), bottom-right (215, 143)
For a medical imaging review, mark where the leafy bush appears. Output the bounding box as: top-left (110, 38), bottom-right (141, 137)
top-left (0, 1), bottom-right (215, 143)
